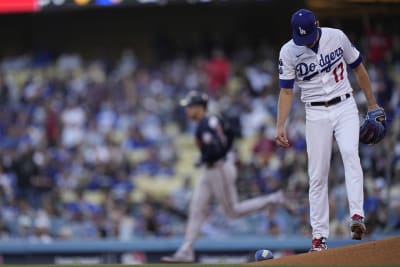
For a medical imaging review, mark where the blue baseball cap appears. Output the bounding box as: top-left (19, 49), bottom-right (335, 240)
top-left (291, 9), bottom-right (318, 46)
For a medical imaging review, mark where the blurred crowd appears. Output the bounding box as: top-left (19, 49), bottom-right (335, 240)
top-left (0, 25), bottom-right (400, 243)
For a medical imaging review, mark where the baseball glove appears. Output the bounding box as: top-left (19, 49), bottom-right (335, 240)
top-left (359, 107), bottom-right (387, 145)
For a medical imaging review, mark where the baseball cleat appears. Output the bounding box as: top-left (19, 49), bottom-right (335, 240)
top-left (350, 214), bottom-right (366, 240)
top-left (309, 235), bottom-right (328, 252)
top-left (161, 250), bottom-right (194, 263)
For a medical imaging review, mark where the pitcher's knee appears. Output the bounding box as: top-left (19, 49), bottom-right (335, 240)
top-left (309, 177), bottom-right (326, 190)
top-left (340, 148), bottom-right (359, 162)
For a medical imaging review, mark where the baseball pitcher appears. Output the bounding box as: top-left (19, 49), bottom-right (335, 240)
top-left (161, 90), bottom-right (283, 263)
top-left (276, 9), bottom-right (386, 251)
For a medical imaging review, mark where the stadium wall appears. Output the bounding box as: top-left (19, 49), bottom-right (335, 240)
top-left (0, 235), bottom-right (397, 264)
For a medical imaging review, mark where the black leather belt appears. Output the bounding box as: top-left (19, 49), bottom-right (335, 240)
top-left (310, 93), bottom-right (351, 107)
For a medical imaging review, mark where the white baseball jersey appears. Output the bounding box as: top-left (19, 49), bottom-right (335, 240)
top-left (277, 27), bottom-right (365, 239)
top-left (279, 27), bottom-right (362, 102)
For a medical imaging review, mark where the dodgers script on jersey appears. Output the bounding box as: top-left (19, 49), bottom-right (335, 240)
top-left (279, 27), bottom-right (361, 102)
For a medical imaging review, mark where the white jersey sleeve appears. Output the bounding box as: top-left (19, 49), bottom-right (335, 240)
top-left (279, 44), bottom-right (295, 88)
top-left (339, 30), bottom-right (360, 65)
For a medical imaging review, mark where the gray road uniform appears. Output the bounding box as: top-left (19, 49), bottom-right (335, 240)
top-left (161, 91), bottom-right (283, 263)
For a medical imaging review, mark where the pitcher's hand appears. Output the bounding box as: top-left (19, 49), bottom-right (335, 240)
top-left (276, 126), bottom-right (290, 148)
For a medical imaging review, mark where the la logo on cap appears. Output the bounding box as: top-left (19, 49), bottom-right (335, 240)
top-left (299, 27), bottom-right (307, 35)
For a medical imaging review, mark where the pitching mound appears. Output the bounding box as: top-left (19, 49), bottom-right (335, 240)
top-left (251, 236), bottom-right (400, 266)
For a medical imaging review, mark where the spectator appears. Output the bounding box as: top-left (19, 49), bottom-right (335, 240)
top-left (204, 49), bottom-right (230, 95)
top-left (0, 25), bottom-right (398, 241)
top-left (365, 23), bottom-right (392, 65)
top-left (61, 98), bottom-right (86, 148)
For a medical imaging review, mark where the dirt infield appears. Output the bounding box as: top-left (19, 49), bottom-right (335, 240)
top-left (251, 236), bottom-right (400, 266)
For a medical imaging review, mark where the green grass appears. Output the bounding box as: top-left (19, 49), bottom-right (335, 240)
top-left (2, 265), bottom-right (400, 267)
top-left (0, 266), bottom-right (245, 267)
top-left (0, 263), bottom-right (253, 267)
top-left (0, 265), bottom-right (246, 267)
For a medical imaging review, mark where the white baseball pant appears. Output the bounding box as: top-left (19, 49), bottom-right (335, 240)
top-left (305, 96), bottom-right (364, 238)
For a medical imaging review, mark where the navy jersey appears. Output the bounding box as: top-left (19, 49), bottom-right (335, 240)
top-left (195, 115), bottom-right (234, 166)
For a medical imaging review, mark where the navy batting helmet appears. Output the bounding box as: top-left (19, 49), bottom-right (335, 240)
top-left (180, 90), bottom-right (208, 108)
